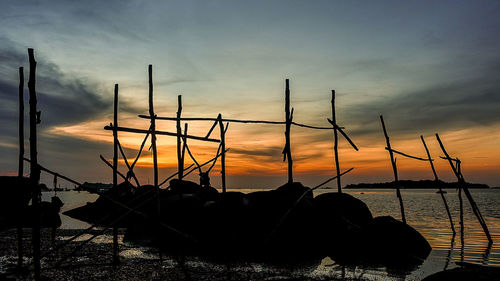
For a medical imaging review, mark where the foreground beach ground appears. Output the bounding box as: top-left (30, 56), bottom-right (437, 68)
top-left (0, 229), bottom-right (370, 281)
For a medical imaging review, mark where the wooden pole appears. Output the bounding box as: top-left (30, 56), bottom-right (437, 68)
top-left (17, 66), bottom-right (24, 269)
top-left (420, 135), bottom-right (455, 234)
top-left (177, 95), bottom-right (183, 179)
top-left (112, 84), bottom-right (119, 265)
top-left (148, 65), bottom-right (162, 261)
top-left (331, 90), bottom-right (341, 193)
top-left (24, 158), bottom-right (81, 186)
top-left (284, 79), bottom-right (293, 184)
top-left (28, 48), bottom-right (41, 281)
top-left (435, 133), bottom-right (492, 242)
top-left (217, 114), bottom-right (226, 192)
top-left (380, 115), bottom-right (406, 224)
top-left (149, 65), bottom-right (159, 190)
top-left (458, 184), bottom-right (464, 241)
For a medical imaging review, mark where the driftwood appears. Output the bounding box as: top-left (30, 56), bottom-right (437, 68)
top-left (331, 90), bottom-right (342, 192)
top-left (420, 136), bottom-right (455, 234)
top-left (17, 66), bottom-right (24, 268)
top-left (435, 133), bottom-right (492, 243)
top-left (380, 115), bottom-right (406, 224)
top-left (28, 48), bottom-right (41, 281)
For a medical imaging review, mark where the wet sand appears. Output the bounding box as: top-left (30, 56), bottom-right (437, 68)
top-left (0, 229), bottom-right (355, 281)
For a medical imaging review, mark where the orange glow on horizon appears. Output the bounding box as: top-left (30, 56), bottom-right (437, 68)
top-left (49, 114), bottom-right (500, 186)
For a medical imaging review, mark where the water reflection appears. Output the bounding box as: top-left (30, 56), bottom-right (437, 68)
top-left (443, 233), bottom-right (455, 270)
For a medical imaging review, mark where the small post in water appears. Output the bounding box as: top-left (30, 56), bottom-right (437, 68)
top-left (380, 115), bottom-right (406, 224)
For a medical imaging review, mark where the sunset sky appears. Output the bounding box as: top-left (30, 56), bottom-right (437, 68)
top-left (1, 0), bottom-right (499, 188)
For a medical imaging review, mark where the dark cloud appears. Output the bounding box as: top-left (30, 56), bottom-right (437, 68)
top-left (0, 41), bottom-right (143, 131)
top-left (230, 146), bottom-right (283, 158)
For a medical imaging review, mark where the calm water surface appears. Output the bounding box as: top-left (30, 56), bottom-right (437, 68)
top-left (43, 188), bottom-right (500, 280)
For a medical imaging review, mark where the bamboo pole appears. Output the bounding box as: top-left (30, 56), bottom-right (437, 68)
top-left (217, 114), bottom-right (226, 192)
top-left (103, 126), bottom-right (220, 143)
top-left (23, 158), bottom-right (81, 186)
top-left (435, 133), bottom-right (492, 242)
top-left (284, 79), bottom-right (293, 184)
top-left (112, 84), bottom-right (119, 265)
top-left (148, 65), bottom-right (159, 189)
top-left (99, 155), bottom-right (134, 185)
top-left (182, 123), bottom-right (188, 171)
top-left (380, 115), bottom-right (406, 224)
top-left (138, 115), bottom-right (335, 130)
top-left (177, 95), bottom-right (183, 179)
top-left (116, 140), bottom-right (140, 187)
top-left (458, 184), bottom-right (464, 242)
top-left (420, 136), bottom-right (455, 234)
top-left (331, 90), bottom-right (341, 193)
top-left (148, 65), bottom-right (162, 261)
top-left (17, 66), bottom-right (24, 269)
top-left (28, 48), bottom-right (41, 281)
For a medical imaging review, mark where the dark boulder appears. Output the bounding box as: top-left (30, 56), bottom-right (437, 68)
top-left (360, 216), bottom-right (431, 267)
top-left (314, 192), bottom-right (373, 261)
top-left (63, 181), bottom-right (137, 227)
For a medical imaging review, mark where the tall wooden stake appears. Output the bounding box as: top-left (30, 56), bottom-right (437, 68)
top-left (17, 66), bottom-right (24, 269)
top-left (420, 135), bottom-right (455, 234)
top-left (177, 95), bottom-right (183, 179)
top-left (380, 115), bottom-right (406, 224)
top-left (331, 90), bottom-right (341, 193)
top-left (436, 133), bottom-right (492, 243)
top-left (458, 184), bottom-right (464, 242)
top-left (284, 79), bottom-right (293, 184)
top-left (28, 48), bottom-right (41, 280)
top-left (148, 65), bottom-right (162, 261)
top-left (217, 114), bottom-right (226, 192)
top-left (457, 159), bottom-right (464, 237)
top-left (112, 84), bottom-right (119, 265)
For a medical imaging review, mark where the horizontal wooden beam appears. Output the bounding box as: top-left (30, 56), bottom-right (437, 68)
top-left (104, 125), bottom-right (220, 143)
top-left (24, 157), bottom-right (82, 186)
top-left (385, 147), bottom-right (429, 161)
top-left (137, 114), bottom-right (335, 130)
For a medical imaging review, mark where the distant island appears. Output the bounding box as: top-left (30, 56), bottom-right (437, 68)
top-left (345, 180), bottom-right (490, 189)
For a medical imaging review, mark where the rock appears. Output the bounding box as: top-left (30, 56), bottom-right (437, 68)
top-left (360, 216), bottom-right (431, 267)
top-left (314, 192), bottom-right (373, 261)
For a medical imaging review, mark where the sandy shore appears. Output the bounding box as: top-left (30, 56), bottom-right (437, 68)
top-left (0, 229), bottom-right (356, 281)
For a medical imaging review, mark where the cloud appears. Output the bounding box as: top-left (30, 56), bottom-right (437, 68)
top-left (0, 40), bottom-right (143, 131)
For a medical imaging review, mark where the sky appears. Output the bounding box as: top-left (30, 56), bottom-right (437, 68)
top-left (1, 0), bottom-right (499, 188)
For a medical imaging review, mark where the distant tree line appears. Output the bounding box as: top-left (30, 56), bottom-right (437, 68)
top-left (345, 179), bottom-right (490, 189)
